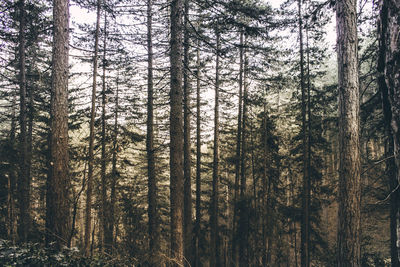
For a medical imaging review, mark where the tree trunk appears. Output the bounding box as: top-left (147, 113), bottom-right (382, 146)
top-left (146, 0), bottom-right (161, 263)
top-left (183, 0), bottom-right (193, 264)
top-left (377, 2), bottom-right (399, 266)
top-left (210, 24), bottom-right (221, 267)
top-left (169, 0), bottom-right (185, 264)
top-left (239, 34), bottom-right (249, 267)
top-left (383, 0), bottom-right (400, 264)
top-left (101, 11), bottom-right (115, 255)
top-left (298, 0), bottom-right (310, 265)
top-left (232, 30), bottom-right (244, 267)
top-left (85, 0), bottom-right (101, 255)
top-left (46, 0), bottom-right (70, 249)
top-left (336, 0), bottom-right (361, 265)
top-left (8, 92), bottom-right (17, 243)
top-left (17, 0), bottom-right (31, 243)
top-left (194, 38), bottom-right (202, 267)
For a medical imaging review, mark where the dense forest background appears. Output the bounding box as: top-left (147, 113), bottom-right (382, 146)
top-left (0, 0), bottom-right (399, 266)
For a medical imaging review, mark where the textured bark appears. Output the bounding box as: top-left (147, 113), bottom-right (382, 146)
top-left (239, 35), bottom-right (249, 267)
top-left (146, 0), bottom-right (161, 263)
top-left (183, 0), bottom-right (193, 264)
top-left (7, 93), bottom-right (17, 242)
top-left (210, 25), bottom-right (221, 267)
top-left (102, 12), bottom-right (115, 255)
top-left (194, 39), bottom-right (202, 267)
top-left (232, 31), bottom-right (244, 267)
top-left (336, 0), bottom-right (361, 265)
top-left (384, 0), bottom-right (400, 264)
top-left (299, 0), bottom-right (310, 265)
top-left (377, 1), bottom-right (400, 265)
top-left (46, 0), bottom-right (70, 249)
top-left (17, 0), bottom-right (31, 243)
top-left (85, 0), bottom-right (101, 255)
top-left (169, 0), bottom-right (185, 264)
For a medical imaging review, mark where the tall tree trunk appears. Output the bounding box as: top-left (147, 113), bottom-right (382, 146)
top-left (17, 0), bottom-right (30, 243)
top-left (85, 0), bottom-right (101, 255)
top-left (382, 0), bottom-right (400, 264)
top-left (298, 0), bottom-right (310, 265)
top-left (8, 92), bottom-right (17, 242)
top-left (378, 1), bottom-right (400, 265)
top-left (146, 0), bottom-right (161, 263)
top-left (336, 0), bottom-right (361, 265)
top-left (183, 0), bottom-right (193, 265)
top-left (101, 11), bottom-right (114, 254)
top-left (46, 0), bottom-right (70, 249)
top-left (169, 0), bottom-right (185, 264)
top-left (232, 30), bottom-right (244, 267)
top-left (210, 25), bottom-right (220, 267)
top-left (108, 72), bottom-right (118, 255)
top-left (239, 35), bottom-right (249, 267)
top-left (194, 38), bottom-right (202, 267)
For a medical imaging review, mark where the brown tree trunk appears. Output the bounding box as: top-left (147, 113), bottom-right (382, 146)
top-left (17, 0), bottom-right (31, 243)
top-left (239, 35), bottom-right (249, 267)
top-left (169, 0), bottom-right (185, 264)
top-left (8, 92), bottom-right (17, 242)
top-left (183, 0), bottom-right (193, 264)
top-left (383, 0), bottom-right (400, 264)
top-left (377, 1), bottom-right (400, 266)
top-left (85, 0), bottom-right (101, 255)
top-left (146, 0), bottom-right (161, 263)
top-left (46, 0), bottom-right (70, 249)
top-left (210, 24), bottom-right (221, 267)
top-left (194, 38), bottom-right (202, 267)
top-left (336, 0), bottom-right (361, 265)
top-left (298, 0), bottom-right (310, 265)
top-left (101, 11), bottom-right (114, 255)
top-left (232, 30), bottom-right (244, 267)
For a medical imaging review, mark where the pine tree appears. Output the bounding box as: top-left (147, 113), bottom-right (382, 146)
top-left (336, 0), bottom-right (361, 265)
top-left (46, 0), bottom-right (70, 249)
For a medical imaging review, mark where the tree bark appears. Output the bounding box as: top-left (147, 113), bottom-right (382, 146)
top-left (210, 24), bottom-right (221, 267)
top-left (84, 0), bottom-right (101, 255)
top-left (194, 38), bottom-right (202, 267)
top-left (377, 1), bottom-right (400, 265)
top-left (239, 34), bottom-right (249, 267)
top-left (336, 0), bottom-right (361, 265)
top-left (8, 92), bottom-right (17, 242)
top-left (232, 30), bottom-right (244, 267)
top-left (17, 0), bottom-right (31, 243)
top-left (170, 0), bottom-right (185, 264)
top-left (183, 0), bottom-right (193, 264)
top-left (146, 0), bottom-right (161, 263)
top-left (383, 0), bottom-right (400, 264)
top-left (298, 1), bottom-right (310, 266)
top-left (46, 0), bottom-right (70, 249)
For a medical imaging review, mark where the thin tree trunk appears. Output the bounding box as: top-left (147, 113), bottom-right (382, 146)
top-left (261, 102), bottom-right (268, 266)
top-left (194, 38), bottom-right (202, 267)
top-left (146, 0), bottom-right (161, 263)
top-left (336, 0), bottom-right (361, 265)
top-left (183, 0), bottom-right (193, 265)
top-left (8, 92), bottom-right (17, 242)
top-left (210, 24), bottom-right (221, 267)
top-left (169, 0), bottom-right (185, 264)
top-left (108, 71), bottom-right (118, 255)
top-left (298, 0), bottom-right (310, 265)
top-left (46, 0), bottom-right (70, 249)
top-left (239, 35), bottom-right (249, 267)
top-left (17, 0), bottom-right (30, 243)
top-left (85, 0), bottom-right (101, 255)
top-left (232, 30), bottom-right (244, 267)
